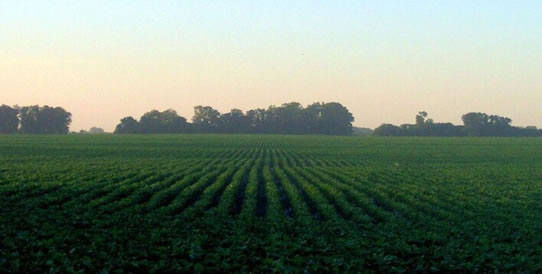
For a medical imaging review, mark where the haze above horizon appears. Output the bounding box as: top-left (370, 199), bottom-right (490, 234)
top-left (1, 1), bottom-right (541, 131)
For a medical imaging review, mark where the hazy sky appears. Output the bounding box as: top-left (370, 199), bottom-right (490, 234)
top-left (1, 1), bottom-right (541, 131)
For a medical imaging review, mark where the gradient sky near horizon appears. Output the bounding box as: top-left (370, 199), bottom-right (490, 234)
top-left (1, 1), bottom-right (541, 131)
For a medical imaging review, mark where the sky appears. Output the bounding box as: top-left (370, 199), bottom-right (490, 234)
top-left (1, 1), bottom-right (541, 132)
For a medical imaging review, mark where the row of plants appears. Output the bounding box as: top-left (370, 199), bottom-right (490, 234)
top-left (2, 135), bottom-right (542, 272)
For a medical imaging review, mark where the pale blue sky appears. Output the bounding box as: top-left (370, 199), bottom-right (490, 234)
top-left (1, 1), bottom-right (541, 131)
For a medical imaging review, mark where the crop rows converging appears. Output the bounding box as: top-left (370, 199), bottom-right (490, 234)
top-left (2, 135), bottom-right (542, 272)
top-left (1, 135), bottom-right (541, 226)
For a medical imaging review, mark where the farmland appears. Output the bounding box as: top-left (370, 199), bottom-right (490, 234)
top-left (1, 135), bottom-right (542, 272)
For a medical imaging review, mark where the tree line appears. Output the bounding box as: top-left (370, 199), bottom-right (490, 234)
top-left (2, 103), bottom-right (541, 137)
top-left (115, 102), bottom-right (355, 135)
top-left (374, 111), bottom-right (542, 137)
top-left (0, 105), bottom-right (71, 134)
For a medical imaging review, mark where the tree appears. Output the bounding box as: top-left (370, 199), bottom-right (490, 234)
top-left (415, 111), bottom-right (428, 126)
top-left (319, 102), bottom-right (354, 135)
top-left (19, 105), bottom-right (71, 134)
top-left (0, 105), bottom-right (19, 134)
top-left (89, 127), bottom-right (105, 134)
top-left (114, 116), bottom-right (141, 134)
top-left (374, 124), bottom-right (404, 136)
top-left (375, 111), bottom-right (465, 137)
top-left (263, 105), bottom-right (280, 133)
top-left (246, 108), bottom-right (266, 133)
top-left (115, 102), bottom-right (357, 135)
top-left (352, 127), bottom-right (374, 136)
top-left (303, 102), bottom-right (323, 134)
top-left (192, 106), bottom-right (221, 133)
top-left (276, 102), bottom-right (305, 134)
top-left (462, 112), bottom-right (513, 136)
top-left (139, 109), bottom-right (188, 133)
top-left (413, 111), bottom-right (437, 136)
top-left (462, 112), bottom-right (488, 136)
top-left (220, 109), bottom-right (250, 133)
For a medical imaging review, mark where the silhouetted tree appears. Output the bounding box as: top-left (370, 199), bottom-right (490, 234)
top-left (462, 112), bottom-right (513, 136)
top-left (374, 124), bottom-right (404, 136)
top-left (375, 111), bottom-right (540, 137)
top-left (140, 109), bottom-right (188, 133)
top-left (415, 111), bottom-right (428, 126)
top-left (461, 113), bottom-right (540, 137)
top-left (462, 112), bottom-right (488, 136)
top-left (375, 111), bottom-right (465, 136)
top-left (263, 105), bottom-right (280, 133)
top-left (246, 108), bottom-right (266, 133)
top-left (302, 102), bottom-right (323, 134)
top-left (352, 127), bottom-right (374, 136)
top-left (220, 109), bottom-right (250, 133)
top-left (114, 116), bottom-right (141, 134)
top-left (0, 105), bottom-right (19, 134)
top-left (275, 102), bottom-right (305, 134)
top-left (115, 102), bottom-right (356, 135)
top-left (318, 102), bottom-right (354, 135)
top-left (513, 126), bottom-right (541, 137)
top-left (192, 106), bottom-right (221, 133)
top-left (89, 127), bottom-right (105, 134)
top-left (19, 105), bottom-right (71, 134)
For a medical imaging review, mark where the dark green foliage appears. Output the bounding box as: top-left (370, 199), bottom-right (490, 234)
top-left (18, 105), bottom-right (71, 134)
top-left (139, 109), bottom-right (189, 134)
top-left (220, 108), bottom-right (251, 133)
top-left (79, 127), bottom-right (106, 134)
top-left (461, 112), bottom-right (540, 136)
top-left (192, 105), bottom-right (222, 133)
top-left (2, 135), bottom-right (542, 272)
top-left (307, 102), bottom-right (354, 135)
top-left (373, 123), bottom-right (403, 136)
top-left (89, 127), bottom-right (105, 134)
top-left (0, 105), bottom-right (19, 134)
top-left (115, 102), bottom-right (354, 135)
top-left (115, 116), bottom-right (141, 134)
top-left (116, 110), bottom-right (190, 134)
top-left (352, 127), bottom-right (374, 136)
top-left (375, 111), bottom-right (541, 137)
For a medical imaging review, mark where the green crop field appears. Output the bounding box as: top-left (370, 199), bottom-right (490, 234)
top-left (1, 135), bottom-right (542, 272)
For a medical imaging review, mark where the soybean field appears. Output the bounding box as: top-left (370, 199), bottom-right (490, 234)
top-left (1, 135), bottom-right (542, 272)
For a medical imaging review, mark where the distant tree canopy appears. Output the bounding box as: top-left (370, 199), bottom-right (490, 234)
top-left (0, 105), bottom-right (19, 134)
top-left (79, 127), bottom-right (106, 134)
top-left (461, 112), bottom-right (530, 137)
top-left (89, 127), bottom-right (105, 134)
top-left (374, 111), bottom-right (542, 137)
top-left (352, 127), bottom-right (374, 136)
top-left (115, 117), bottom-right (141, 134)
top-left (140, 109), bottom-right (189, 134)
top-left (115, 102), bottom-right (354, 135)
top-left (115, 109), bottom-right (188, 134)
top-left (3, 102), bottom-right (540, 137)
top-left (192, 106), bottom-right (222, 133)
top-left (19, 105), bottom-right (72, 134)
top-left (0, 105), bottom-right (72, 134)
